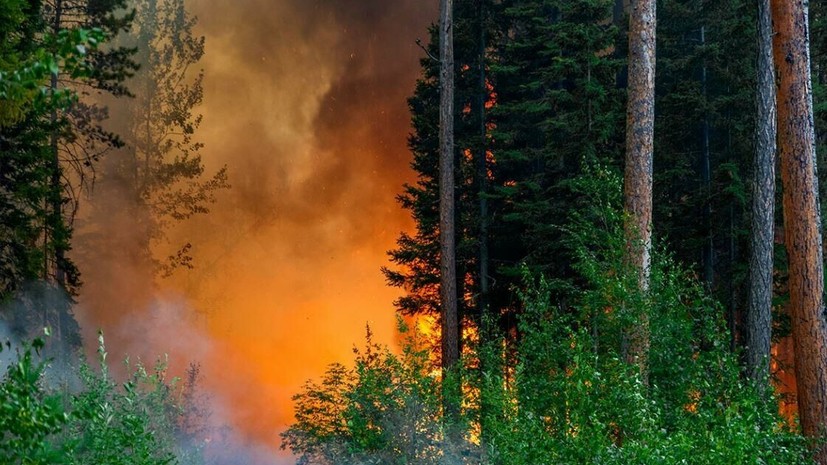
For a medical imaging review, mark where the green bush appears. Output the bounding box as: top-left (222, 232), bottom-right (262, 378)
top-left (480, 167), bottom-right (809, 464)
top-left (281, 324), bottom-right (443, 465)
top-left (284, 166), bottom-right (811, 464)
top-left (0, 332), bottom-right (207, 465)
top-left (0, 337), bottom-right (70, 464)
top-left (66, 334), bottom-right (177, 465)
top-left (482, 268), bottom-right (808, 465)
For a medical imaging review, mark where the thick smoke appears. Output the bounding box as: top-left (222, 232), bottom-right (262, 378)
top-left (72, 0), bottom-right (436, 462)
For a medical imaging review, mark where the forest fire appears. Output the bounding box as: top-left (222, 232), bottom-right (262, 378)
top-left (69, 0), bottom-right (436, 461)
top-left (4, 0), bottom-right (827, 463)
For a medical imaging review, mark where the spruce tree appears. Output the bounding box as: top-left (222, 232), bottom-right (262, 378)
top-left (490, 0), bottom-right (623, 301)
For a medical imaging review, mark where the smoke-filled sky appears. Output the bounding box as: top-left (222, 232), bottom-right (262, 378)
top-left (74, 0), bottom-right (436, 462)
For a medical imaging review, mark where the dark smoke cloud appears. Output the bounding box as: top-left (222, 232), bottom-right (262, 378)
top-left (74, 0), bottom-right (436, 462)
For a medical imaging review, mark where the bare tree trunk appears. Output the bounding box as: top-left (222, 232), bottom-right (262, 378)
top-left (772, 0), bottom-right (827, 461)
top-left (476, 0), bottom-right (489, 353)
top-left (623, 0), bottom-right (656, 384)
top-left (474, 0), bottom-right (493, 452)
top-left (49, 0), bottom-right (66, 288)
top-left (700, 25), bottom-right (714, 289)
top-left (746, 0), bottom-right (776, 390)
top-left (439, 0), bottom-right (459, 423)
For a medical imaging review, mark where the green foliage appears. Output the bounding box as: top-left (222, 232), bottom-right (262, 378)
top-left (385, 0), bottom-right (626, 353)
top-left (292, 167), bottom-right (811, 464)
top-left (0, 332), bottom-right (210, 465)
top-left (0, 27), bottom-right (105, 124)
top-left (0, 337), bottom-right (70, 464)
top-left (67, 334), bottom-right (177, 465)
top-left (490, 0), bottom-right (624, 288)
top-left (281, 323), bottom-right (443, 465)
top-left (479, 170), bottom-right (810, 464)
top-left (0, 0), bottom-right (106, 307)
top-left (0, 0), bottom-right (135, 310)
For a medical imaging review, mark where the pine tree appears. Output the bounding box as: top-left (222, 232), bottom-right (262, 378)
top-left (0, 0), bottom-right (120, 348)
top-left (745, 0), bottom-right (776, 389)
top-left (387, 0), bottom-right (623, 353)
top-left (0, 1), bottom-right (51, 298)
top-left (41, 0), bottom-right (138, 289)
top-left (384, 0), bottom-right (498, 332)
top-left (653, 0), bottom-right (755, 348)
top-left (438, 0), bottom-right (460, 426)
top-left (490, 0), bottom-right (623, 302)
top-left (87, 0), bottom-right (227, 278)
top-left (772, 0), bottom-right (827, 460)
top-left (622, 0), bottom-right (655, 380)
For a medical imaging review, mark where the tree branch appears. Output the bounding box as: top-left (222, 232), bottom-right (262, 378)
top-left (415, 38), bottom-right (438, 62)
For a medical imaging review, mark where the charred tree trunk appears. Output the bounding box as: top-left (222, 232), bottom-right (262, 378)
top-left (746, 0), bottom-right (776, 390)
top-left (772, 0), bottom-right (827, 461)
top-left (439, 0), bottom-right (460, 424)
top-left (623, 0), bottom-right (656, 384)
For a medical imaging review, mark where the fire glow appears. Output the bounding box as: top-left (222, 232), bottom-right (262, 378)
top-left (72, 0), bottom-right (437, 461)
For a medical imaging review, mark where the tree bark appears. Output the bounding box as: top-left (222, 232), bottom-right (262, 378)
top-left (475, 0), bottom-right (493, 451)
top-left (772, 0), bottom-right (827, 461)
top-left (439, 0), bottom-right (459, 422)
top-left (700, 25), bottom-right (714, 289)
top-left (49, 0), bottom-right (66, 288)
top-left (476, 0), bottom-right (489, 352)
top-left (623, 0), bottom-right (656, 384)
top-left (746, 0), bottom-right (776, 390)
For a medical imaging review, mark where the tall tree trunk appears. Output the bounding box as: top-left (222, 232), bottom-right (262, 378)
top-left (476, 0), bottom-right (489, 355)
top-left (49, 0), bottom-right (66, 289)
top-left (623, 0), bottom-right (656, 383)
top-left (475, 0), bottom-right (492, 450)
top-left (746, 0), bottom-right (776, 389)
top-left (772, 0), bottom-right (827, 461)
top-left (700, 25), bottom-right (714, 288)
top-left (47, 0), bottom-right (68, 368)
top-left (439, 0), bottom-right (459, 423)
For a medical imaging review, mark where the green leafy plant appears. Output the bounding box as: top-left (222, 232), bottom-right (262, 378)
top-left (0, 331), bottom-right (208, 465)
top-left (67, 333), bottom-right (177, 465)
top-left (281, 322), bottom-right (442, 465)
top-left (479, 168), bottom-right (810, 464)
top-left (0, 335), bottom-right (70, 465)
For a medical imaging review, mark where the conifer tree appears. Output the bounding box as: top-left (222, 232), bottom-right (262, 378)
top-left (387, 0), bottom-right (623, 347)
top-left (438, 0), bottom-right (460, 428)
top-left (746, 0), bottom-right (775, 388)
top-left (491, 0), bottom-right (623, 300)
top-left (89, 0), bottom-right (227, 277)
top-left (653, 0), bottom-right (755, 347)
top-left (622, 0), bottom-right (655, 380)
top-left (384, 0), bottom-right (499, 330)
top-left (772, 0), bottom-right (827, 460)
top-left (41, 0), bottom-right (138, 289)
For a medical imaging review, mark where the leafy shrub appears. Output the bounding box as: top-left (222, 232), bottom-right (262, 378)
top-left (66, 334), bottom-right (178, 465)
top-left (0, 337), bottom-right (70, 464)
top-left (284, 166), bottom-right (811, 464)
top-left (281, 324), bottom-right (444, 465)
top-left (0, 332), bottom-right (208, 465)
top-left (481, 167), bottom-right (810, 464)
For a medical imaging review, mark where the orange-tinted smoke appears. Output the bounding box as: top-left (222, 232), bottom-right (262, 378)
top-left (72, 0), bottom-right (436, 460)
